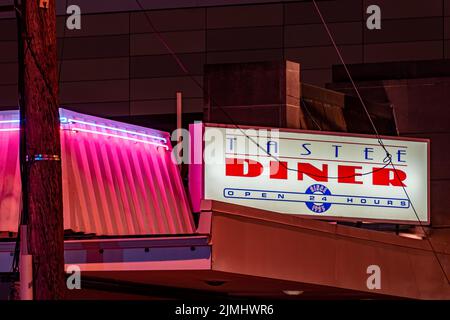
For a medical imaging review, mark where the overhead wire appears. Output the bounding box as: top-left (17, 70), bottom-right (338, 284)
top-left (133, 0), bottom-right (392, 180)
top-left (133, 0), bottom-right (449, 284)
top-left (311, 0), bottom-right (449, 284)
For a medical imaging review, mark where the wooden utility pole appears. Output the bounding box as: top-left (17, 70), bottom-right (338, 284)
top-left (16, 0), bottom-right (65, 299)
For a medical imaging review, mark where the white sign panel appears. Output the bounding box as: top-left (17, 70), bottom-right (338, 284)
top-left (203, 125), bottom-right (429, 224)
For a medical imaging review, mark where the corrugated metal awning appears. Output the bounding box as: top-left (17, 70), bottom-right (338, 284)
top-left (0, 108), bottom-right (195, 236)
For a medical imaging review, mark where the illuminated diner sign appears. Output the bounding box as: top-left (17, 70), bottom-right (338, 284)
top-left (193, 124), bottom-right (429, 224)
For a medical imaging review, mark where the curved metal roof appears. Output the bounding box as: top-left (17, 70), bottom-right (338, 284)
top-left (0, 108), bottom-right (195, 236)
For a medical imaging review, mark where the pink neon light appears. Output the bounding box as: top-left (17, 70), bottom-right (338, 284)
top-left (0, 108), bottom-right (194, 236)
top-left (0, 125), bottom-right (168, 149)
top-left (0, 126), bottom-right (168, 149)
top-left (65, 118), bottom-right (167, 143)
top-left (67, 127), bottom-right (169, 150)
top-left (0, 128), bottom-right (20, 132)
top-left (1, 114), bottom-right (168, 148)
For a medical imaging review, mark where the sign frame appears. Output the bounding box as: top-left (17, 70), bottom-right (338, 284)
top-left (189, 122), bottom-right (430, 225)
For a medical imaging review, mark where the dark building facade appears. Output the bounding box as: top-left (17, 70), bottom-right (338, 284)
top-left (0, 0), bottom-right (449, 122)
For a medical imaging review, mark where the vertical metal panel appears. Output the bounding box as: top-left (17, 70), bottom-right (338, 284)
top-left (0, 109), bottom-right (195, 236)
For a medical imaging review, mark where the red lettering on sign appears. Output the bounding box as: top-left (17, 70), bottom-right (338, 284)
top-left (338, 165), bottom-right (363, 184)
top-left (270, 161), bottom-right (288, 179)
top-left (226, 158), bottom-right (263, 177)
top-left (298, 163), bottom-right (328, 182)
top-left (373, 168), bottom-right (407, 187)
top-left (224, 158), bottom-right (408, 188)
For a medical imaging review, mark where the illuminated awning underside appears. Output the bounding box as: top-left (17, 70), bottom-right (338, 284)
top-left (0, 108), bottom-right (194, 236)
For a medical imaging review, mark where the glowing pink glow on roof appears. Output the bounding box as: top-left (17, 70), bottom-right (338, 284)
top-left (0, 108), bottom-right (195, 236)
top-left (62, 117), bottom-right (167, 142)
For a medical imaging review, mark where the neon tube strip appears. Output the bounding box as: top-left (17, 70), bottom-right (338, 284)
top-left (67, 127), bottom-right (169, 150)
top-left (0, 120), bottom-right (20, 124)
top-left (0, 126), bottom-right (168, 150)
top-left (1, 117), bottom-right (169, 149)
top-left (63, 118), bottom-right (167, 143)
